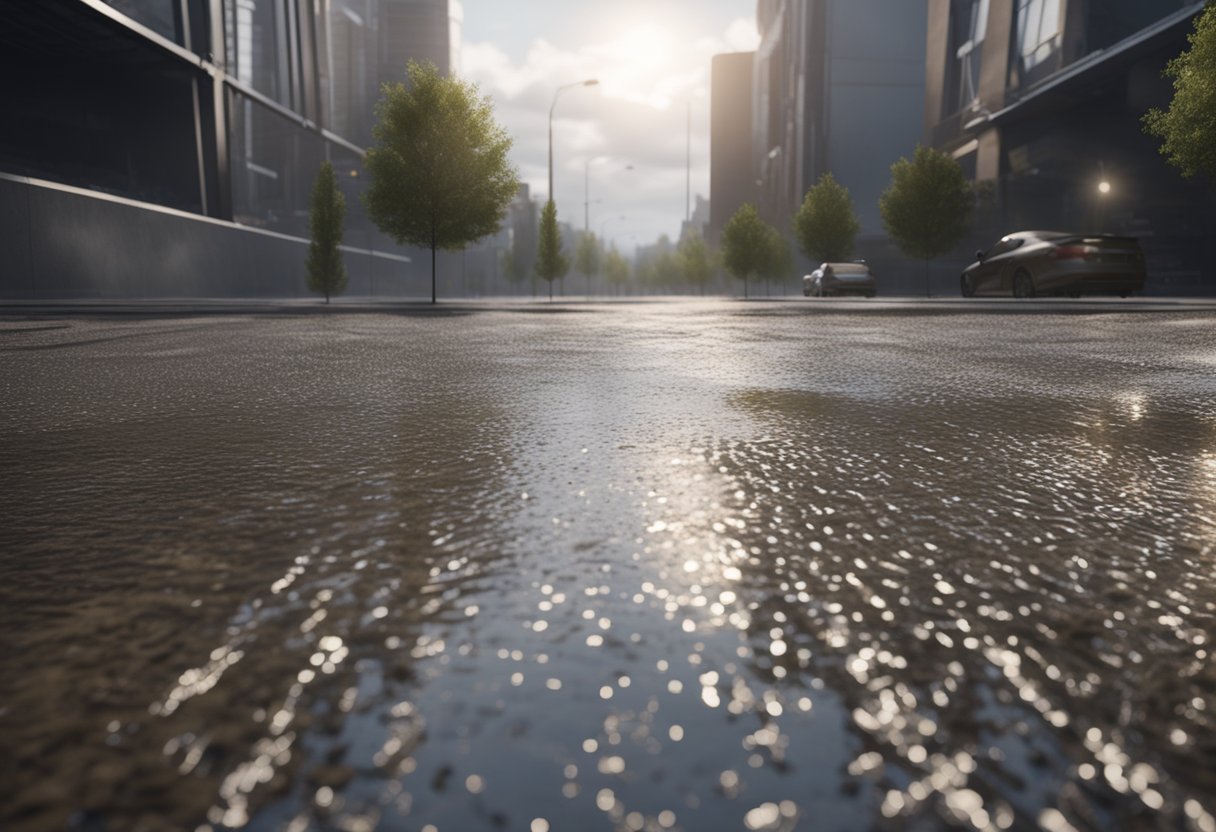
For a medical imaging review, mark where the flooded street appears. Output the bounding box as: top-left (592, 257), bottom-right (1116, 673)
top-left (2, 301), bottom-right (1215, 832)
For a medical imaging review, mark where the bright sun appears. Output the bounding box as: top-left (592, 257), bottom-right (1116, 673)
top-left (599, 23), bottom-right (680, 109)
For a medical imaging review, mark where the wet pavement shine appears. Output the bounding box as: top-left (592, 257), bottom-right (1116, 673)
top-left (2, 301), bottom-right (1215, 832)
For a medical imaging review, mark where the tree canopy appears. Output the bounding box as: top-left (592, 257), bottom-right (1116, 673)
top-left (794, 173), bottom-right (860, 263)
top-left (574, 232), bottom-right (602, 295)
top-left (365, 61), bottom-right (519, 303)
top-left (679, 232), bottom-right (714, 294)
top-left (604, 247), bottom-right (629, 293)
top-left (535, 200), bottom-right (569, 300)
top-left (306, 160), bottom-right (347, 304)
top-left (1144, 4), bottom-right (1216, 183)
top-left (879, 146), bottom-right (973, 262)
top-left (721, 204), bottom-right (778, 299)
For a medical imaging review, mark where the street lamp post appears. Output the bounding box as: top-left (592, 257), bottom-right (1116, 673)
top-left (549, 79), bottom-right (599, 205)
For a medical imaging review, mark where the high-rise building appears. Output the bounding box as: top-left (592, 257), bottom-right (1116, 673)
top-left (379, 0), bottom-right (461, 83)
top-left (925, 0), bottom-right (1215, 292)
top-left (752, 0), bottom-right (928, 239)
top-left (709, 52), bottom-right (756, 244)
top-left (0, 1), bottom-right (463, 299)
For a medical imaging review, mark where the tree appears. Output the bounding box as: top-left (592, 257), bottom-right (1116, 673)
top-left (761, 227), bottom-right (793, 296)
top-left (721, 203), bottom-right (777, 299)
top-left (574, 232), bottom-right (602, 296)
top-left (679, 232), bottom-right (714, 295)
top-left (535, 200), bottom-right (569, 300)
top-left (879, 145), bottom-right (973, 297)
top-left (1144, 4), bottom-right (1216, 183)
top-left (307, 161), bottom-right (347, 304)
top-left (365, 61), bottom-right (519, 304)
top-left (604, 247), bottom-right (629, 295)
top-left (794, 173), bottom-right (860, 264)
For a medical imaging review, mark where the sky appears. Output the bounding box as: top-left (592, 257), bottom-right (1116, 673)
top-left (460, 1), bottom-right (760, 253)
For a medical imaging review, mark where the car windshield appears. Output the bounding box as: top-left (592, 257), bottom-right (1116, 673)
top-left (829, 263), bottom-right (869, 275)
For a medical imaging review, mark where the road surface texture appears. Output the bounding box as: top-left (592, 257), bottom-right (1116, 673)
top-left (2, 301), bottom-right (1214, 832)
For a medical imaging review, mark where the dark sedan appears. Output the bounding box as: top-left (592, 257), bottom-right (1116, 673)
top-left (961, 231), bottom-right (1146, 298)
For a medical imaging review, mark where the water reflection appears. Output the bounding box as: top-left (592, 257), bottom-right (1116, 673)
top-left (2, 309), bottom-right (1216, 832)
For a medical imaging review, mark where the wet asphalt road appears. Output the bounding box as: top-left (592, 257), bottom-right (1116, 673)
top-left (2, 300), bottom-right (1215, 832)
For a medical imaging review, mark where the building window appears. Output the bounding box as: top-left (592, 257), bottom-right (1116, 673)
top-left (945, 0), bottom-right (989, 115)
top-left (1012, 0), bottom-right (1062, 86)
top-left (224, 0), bottom-right (291, 106)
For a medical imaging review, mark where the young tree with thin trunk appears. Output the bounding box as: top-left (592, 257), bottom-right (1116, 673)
top-left (536, 200), bottom-right (569, 301)
top-left (365, 61), bottom-right (519, 304)
top-left (1144, 4), bottom-right (1216, 183)
top-left (794, 173), bottom-right (860, 264)
top-left (574, 231), bottom-right (602, 296)
top-left (679, 232), bottom-right (713, 295)
top-left (604, 247), bottom-right (629, 295)
top-left (307, 161), bottom-right (347, 304)
top-left (721, 203), bottom-right (776, 299)
top-left (761, 227), bottom-right (792, 296)
top-left (879, 146), bottom-right (973, 297)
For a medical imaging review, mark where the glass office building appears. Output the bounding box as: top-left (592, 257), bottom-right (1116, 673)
top-left (0, 0), bottom-right (458, 298)
top-left (926, 0), bottom-right (1216, 293)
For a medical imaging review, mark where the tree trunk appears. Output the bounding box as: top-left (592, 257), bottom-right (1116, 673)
top-left (744, 275), bottom-right (749, 300)
top-left (925, 259), bottom-right (930, 299)
top-left (549, 280), bottom-right (553, 302)
top-left (431, 241), bottom-right (437, 305)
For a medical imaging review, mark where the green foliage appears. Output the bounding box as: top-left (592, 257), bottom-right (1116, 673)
top-left (535, 200), bottom-right (569, 299)
top-left (574, 232), bottom-right (602, 278)
top-left (761, 227), bottom-right (792, 282)
top-left (1144, 4), bottom-right (1216, 182)
top-left (678, 232), bottom-right (713, 293)
top-left (656, 251), bottom-right (682, 289)
top-left (880, 146), bottom-right (973, 261)
top-left (721, 204), bottom-right (778, 298)
top-left (365, 61), bottom-right (519, 303)
top-left (307, 161), bottom-right (347, 303)
top-left (604, 247), bottom-right (630, 292)
top-left (794, 173), bottom-right (860, 263)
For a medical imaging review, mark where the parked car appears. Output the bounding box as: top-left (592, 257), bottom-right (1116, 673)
top-left (803, 262), bottom-right (876, 298)
top-left (961, 231), bottom-right (1145, 298)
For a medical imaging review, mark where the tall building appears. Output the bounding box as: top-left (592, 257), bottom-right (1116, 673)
top-left (0, 1), bottom-right (462, 299)
top-left (752, 0), bottom-right (927, 239)
top-left (379, 0), bottom-right (462, 82)
top-left (709, 52), bottom-right (756, 243)
top-left (926, 0), bottom-right (1215, 292)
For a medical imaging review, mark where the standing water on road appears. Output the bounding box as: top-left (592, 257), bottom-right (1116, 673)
top-left (2, 302), bottom-right (1214, 832)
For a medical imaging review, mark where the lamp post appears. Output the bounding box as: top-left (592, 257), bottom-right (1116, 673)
top-left (549, 79), bottom-right (599, 205)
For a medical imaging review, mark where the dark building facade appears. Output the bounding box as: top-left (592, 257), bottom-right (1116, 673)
top-left (752, 0), bottom-right (927, 240)
top-left (709, 51), bottom-right (756, 244)
top-left (0, 0), bottom-right (460, 299)
top-left (926, 0), bottom-right (1215, 293)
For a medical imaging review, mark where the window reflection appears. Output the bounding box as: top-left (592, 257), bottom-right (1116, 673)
top-left (1012, 0), bottom-right (1062, 86)
top-left (945, 0), bottom-right (989, 115)
top-left (102, 0), bottom-right (181, 43)
top-left (229, 91), bottom-right (322, 236)
top-left (224, 0), bottom-right (289, 106)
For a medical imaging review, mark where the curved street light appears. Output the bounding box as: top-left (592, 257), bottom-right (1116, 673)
top-left (549, 79), bottom-right (599, 205)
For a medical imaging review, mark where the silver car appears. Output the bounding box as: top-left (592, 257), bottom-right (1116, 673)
top-left (803, 262), bottom-right (876, 298)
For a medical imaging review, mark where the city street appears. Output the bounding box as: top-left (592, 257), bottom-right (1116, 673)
top-left (2, 300), bottom-right (1215, 832)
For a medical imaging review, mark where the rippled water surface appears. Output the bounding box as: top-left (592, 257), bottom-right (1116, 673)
top-left (2, 302), bottom-right (1215, 832)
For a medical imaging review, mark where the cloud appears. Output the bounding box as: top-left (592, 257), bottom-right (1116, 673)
top-left (463, 15), bottom-right (759, 251)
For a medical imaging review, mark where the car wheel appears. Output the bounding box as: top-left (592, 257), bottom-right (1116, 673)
top-left (866, 292), bottom-right (875, 299)
top-left (960, 274), bottom-right (975, 298)
top-left (1012, 270), bottom-right (1035, 299)
top-left (1067, 291), bottom-right (1081, 299)
top-left (803, 289), bottom-right (810, 297)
